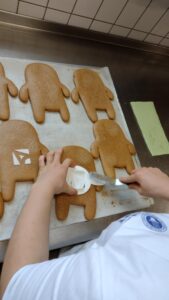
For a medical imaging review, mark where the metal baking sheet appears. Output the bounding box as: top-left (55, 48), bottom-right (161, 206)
top-left (0, 57), bottom-right (153, 241)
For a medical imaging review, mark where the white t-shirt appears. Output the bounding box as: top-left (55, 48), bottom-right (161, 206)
top-left (3, 212), bottom-right (169, 300)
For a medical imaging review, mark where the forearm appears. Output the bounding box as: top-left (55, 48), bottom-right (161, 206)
top-left (0, 148), bottom-right (76, 297)
top-left (161, 186), bottom-right (169, 200)
top-left (0, 184), bottom-right (53, 296)
top-left (120, 167), bottom-right (169, 199)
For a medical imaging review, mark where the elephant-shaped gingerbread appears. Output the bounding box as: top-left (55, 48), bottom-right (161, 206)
top-left (19, 63), bottom-right (70, 123)
top-left (90, 119), bottom-right (136, 179)
top-left (0, 63), bottom-right (18, 120)
top-left (71, 69), bottom-right (115, 122)
top-left (55, 146), bottom-right (98, 221)
top-left (0, 120), bottom-right (48, 218)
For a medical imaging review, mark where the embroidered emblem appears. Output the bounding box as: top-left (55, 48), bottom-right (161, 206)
top-left (141, 213), bottom-right (167, 232)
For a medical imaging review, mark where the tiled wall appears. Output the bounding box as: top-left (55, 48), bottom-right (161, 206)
top-left (0, 0), bottom-right (169, 47)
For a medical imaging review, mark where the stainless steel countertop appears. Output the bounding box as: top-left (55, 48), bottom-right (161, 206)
top-left (0, 11), bottom-right (169, 259)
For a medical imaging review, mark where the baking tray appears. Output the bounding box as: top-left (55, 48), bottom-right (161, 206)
top-left (0, 57), bottom-right (153, 241)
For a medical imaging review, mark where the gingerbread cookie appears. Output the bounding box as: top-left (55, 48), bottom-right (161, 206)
top-left (71, 69), bottom-right (115, 122)
top-left (0, 120), bottom-right (48, 217)
top-left (55, 146), bottom-right (97, 221)
top-left (91, 120), bottom-right (136, 179)
top-left (0, 194), bottom-right (4, 219)
top-left (0, 63), bottom-right (18, 120)
top-left (19, 63), bottom-right (70, 123)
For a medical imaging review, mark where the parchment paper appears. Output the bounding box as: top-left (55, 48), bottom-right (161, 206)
top-left (0, 57), bottom-right (153, 241)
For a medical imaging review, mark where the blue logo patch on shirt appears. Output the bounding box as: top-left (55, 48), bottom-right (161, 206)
top-left (141, 213), bottom-right (167, 232)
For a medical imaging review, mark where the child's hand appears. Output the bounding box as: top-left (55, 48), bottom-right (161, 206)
top-left (34, 148), bottom-right (77, 197)
top-left (120, 167), bottom-right (169, 199)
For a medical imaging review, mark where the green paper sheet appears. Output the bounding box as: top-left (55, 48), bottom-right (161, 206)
top-left (130, 101), bottom-right (169, 156)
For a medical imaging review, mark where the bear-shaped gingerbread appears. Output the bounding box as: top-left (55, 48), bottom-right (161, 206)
top-left (0, 120), bottom-right (48, 218)
top-left (0, 63), bottom-right (18, 121)
top-left (71, 69), bottom-right (115, 122)
top-left (55, 145), bottom-right (97, 221)
top-left (19, 63), bottom-right (70, 123)
top-left (0, 194), bottom-right (3, 219)
top-left (90, 119), bottom-right (136, 179)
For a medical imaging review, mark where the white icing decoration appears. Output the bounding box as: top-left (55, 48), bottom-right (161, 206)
top-left (12, 149), bottom-right (32, 166)
top-left (66, 166), bottom-right (91, 195)
top-left (12, 153), bottom-right (20, 166)
top-left (25, 158), bottom-right (31, 165)
top-left (15, 149), bottom-right (29, 154)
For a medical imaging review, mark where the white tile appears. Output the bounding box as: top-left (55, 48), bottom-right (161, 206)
top-left (160, 38), bottom-right (169, 47)
top-left (68, 15), bottom-right (92, 29)
top-left (73, 0), bottom-right (102, 18)
top-left (129, 30), bottom-right (147, 41)
top-left (23, 0), bottom-right (48, 6)
top-left (18, 1), bottom-right (45, 18)
top-left (45, 8), bottom-right (70, 24)
top-left (96, 0), bottom-right (127, 23)
top-left (48, 0), bottom-right (76, 13)
top-left (152, 10), bottom-right (169, 36)
top-left (135, 0), bottom-right (169, 32)
top-left (90, 20), bottom-right (112, 33)
top-left (0, 0), bottom-right (18, 13)
top-left (116, 0), bottom-right (150, 28)
top-left (110, 25), bottom-right (130, 37)
top-left (145, 34), bottom-right (162, 44)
